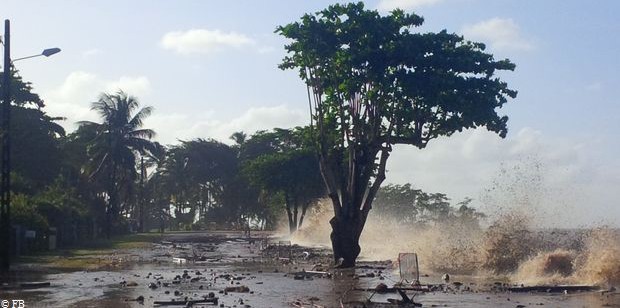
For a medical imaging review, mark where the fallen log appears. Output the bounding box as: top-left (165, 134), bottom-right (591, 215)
top-left (290, 270), bottom-right (331, 278)
top-left (153, 298), bottom-right (218, 306)
top-left (20, 282), bottom-right (51, 289)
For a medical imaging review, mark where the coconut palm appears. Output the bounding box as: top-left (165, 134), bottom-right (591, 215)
top-left (78, 91), bottom-right (160, 237)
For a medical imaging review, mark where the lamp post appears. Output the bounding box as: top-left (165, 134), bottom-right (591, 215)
top-left (0, 19), bottom-right (61, 272)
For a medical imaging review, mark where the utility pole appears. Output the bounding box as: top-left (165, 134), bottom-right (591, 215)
top-left (1, 19), bottom-right (12, 272)
top-left (139, 156), bottom-right (145, 233)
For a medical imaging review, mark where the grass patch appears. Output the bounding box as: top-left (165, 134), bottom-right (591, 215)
top-left (17, 233), bottom-right (164, 271)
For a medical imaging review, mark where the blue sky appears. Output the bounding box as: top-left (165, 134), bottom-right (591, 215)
top-left (3, 0), bottom-right (619, 226)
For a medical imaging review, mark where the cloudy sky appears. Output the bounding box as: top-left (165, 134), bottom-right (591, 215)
top-left (2, 0), bottom-right (619, 226)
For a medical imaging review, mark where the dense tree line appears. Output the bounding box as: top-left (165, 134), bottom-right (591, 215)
top-left (2, 70), bottom-right (331, 251)
top-left (373, 184), bottom-right (485, 228)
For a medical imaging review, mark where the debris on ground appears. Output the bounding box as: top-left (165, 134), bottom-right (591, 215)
top-left (224, 285), bottom-right (250, 293)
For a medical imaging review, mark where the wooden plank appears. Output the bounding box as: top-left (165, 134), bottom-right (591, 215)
top-left (507, 285), bottom-right (600, 293)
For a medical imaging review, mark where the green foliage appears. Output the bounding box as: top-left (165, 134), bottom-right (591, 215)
top-left (0, 68), bottom-right (46, 108)
top-left (11, 194), bottom-right (49, 231)
top-left (373, 183), bottom-right (485, 227)
top-left (0, 69), bottom-right (65, 194)
top-left (10, 106), bottom-right (65, 193)
top-left (77, 91), bottom-right (160, 235)
top-left (241, 127), bottom-right (325, 232)
top-left (278, 2), bottom-right (515, 147)
top-left (33, 178), bottom-right (90, 226)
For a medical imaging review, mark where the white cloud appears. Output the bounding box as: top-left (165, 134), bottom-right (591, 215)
top-left (145, 105), bottom-right (307, 145)
top-left (161, 29), bottom-right (255, 55)
top-left (377, 0), bottom-right (444, 11)
top-left (43, 71), bottom-right (152, 128)
top-left (105, 76), bottom-right (151, 97)
top-left (462, 18), bottom-right (534, 52)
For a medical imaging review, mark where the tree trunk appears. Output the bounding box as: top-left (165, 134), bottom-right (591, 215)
top-left (298, 203), bottom-right (309, 230)
top-left (293, 198), bottom-right (299, 233)
top-left (330, 214), bottom-right (364, 268)
top-left (285, 194), bottom-right (295, 234)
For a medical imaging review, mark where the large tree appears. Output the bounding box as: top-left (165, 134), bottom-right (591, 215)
top-left (79, 91), bottom-right (160, 237)
top-left (242, 128), bottom-right (325, 233)
top-left (277, 2), bottom-right (516, 267)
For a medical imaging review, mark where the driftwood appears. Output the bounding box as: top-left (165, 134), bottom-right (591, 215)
top-left (153, 298), bottom-right (218, 306)
top-left (0, 282), bottom-right (52, 290)
top-left (507, 285), bottom-right (600, 293)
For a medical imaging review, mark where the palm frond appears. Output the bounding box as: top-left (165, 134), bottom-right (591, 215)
top-left (127, 128), bottom-right (155, 140)
top-left (127, 106), bottom-right (154, 130)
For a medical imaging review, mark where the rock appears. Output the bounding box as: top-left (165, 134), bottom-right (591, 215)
top-left (126, 281), bottom-right (138, 287)
top-left (136, 295), bottom-right (144, 303)
top-left (375, 283), bottom-right (389, 294)
top-left (174, 290), bottom-right (182, 296)
top-left (148, 282), bottom-right (158, 289)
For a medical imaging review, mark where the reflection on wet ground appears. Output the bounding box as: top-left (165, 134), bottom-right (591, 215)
top-left (1, 231), bottom-right (618, 307)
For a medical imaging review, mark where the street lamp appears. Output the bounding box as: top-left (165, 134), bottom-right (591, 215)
top-left (0, 19), bottom-right (61, 271)
top-left (12, 47), bottom-right (61, 62)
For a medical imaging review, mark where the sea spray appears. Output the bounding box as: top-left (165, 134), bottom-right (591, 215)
top-left (574, 227), bottom-right (620, 286)
top-left (511, 228), bottom-right (620, 286)
top-left (287, 200), bottom-right (619, 287)
top-left (481, 212), bottom-right (534, 274)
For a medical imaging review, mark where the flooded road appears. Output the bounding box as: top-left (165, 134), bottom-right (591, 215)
top-left (2, 231), bottom-right (618, 307)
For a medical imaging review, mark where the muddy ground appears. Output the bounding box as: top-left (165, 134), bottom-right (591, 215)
top-left (1, 231), bottom-right (618, 307)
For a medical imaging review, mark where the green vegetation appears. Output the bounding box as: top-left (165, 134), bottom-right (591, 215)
top-left (18, 233), bottom-right (161, 271)
top-left (1, 68), bottom-right (329, 253)
top-left (373, 184), bottom-right (485, 228)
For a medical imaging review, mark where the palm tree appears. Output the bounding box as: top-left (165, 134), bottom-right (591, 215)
top-left (79, 91), bottom-right (160, 237)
